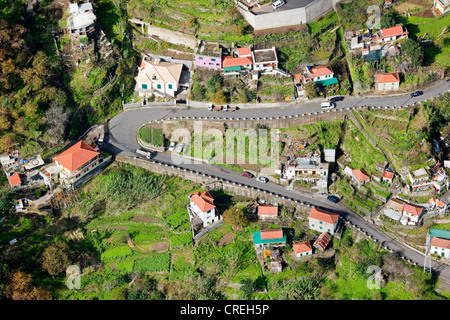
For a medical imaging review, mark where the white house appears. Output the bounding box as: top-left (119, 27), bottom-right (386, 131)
top-left (257, 204), bottom-right (278, 220)
top-left (251, 47), bottom-right (278, 72)
top-left (53, 140), bottom-right (100, 186)
top-left (431, 236), bottom-right (450, 258)
top-left (402, 203), bottom-right (424, 225)
top-left (293, 241), bottom-right (313, 258)
top-left (134, 58), bottom-right (183, 99)
top-left (308, 207), bottom-right (340, 235)
top-left (188, 190), bottom-right (221, 227)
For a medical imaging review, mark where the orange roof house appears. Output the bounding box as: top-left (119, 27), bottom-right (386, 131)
top-left (383, 170), bottom-right (394, 182)
top-left (293, 241), bottom-right (313, 255)
top-left (257, 204), bottom-right (278, 218)
top-left (8, 173), bottom-right (22, 188)
top-left (222, 56), bottom-right (253, 68)
top-left (310, 65), bottom-right (334, 78)
top-left (377, 24), bottom-right (408, 41)
top-left (403, 203), bottom-right (423, 217)
top-left (190, 191), bottom-right (216, 213)
top-left (308, 207), bottom-right (340, 225)
top-left (376, 72), bottom-right (400, 84)
top-left (260, 228), bottom-right (283, 240)
top-left (352, 169), bottom-right (370, 186)
top-left (313, 232), bottom-right (332, 251)
top-left (431, 236), bottom-right (450, 250)
top-left (237, 46), bottom-right (252, 57)
top-left (53, 140), bottom-right (100, 173)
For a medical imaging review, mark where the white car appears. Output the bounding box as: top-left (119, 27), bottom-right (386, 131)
top-left (256, 176), bottom-right (269, 183)
top-left (168, 142), bottom-right (177, 151)
top-left (176, 143), bottom-right (185, 154)
top-left (272, 0), bottom-right (285, 9)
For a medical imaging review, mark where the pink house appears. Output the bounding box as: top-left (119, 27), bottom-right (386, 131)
top-left (194, 41), bottom-right (222, 69)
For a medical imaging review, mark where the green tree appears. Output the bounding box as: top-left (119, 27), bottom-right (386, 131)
top-left (380, 11), bottom-right (396, 29)
top-left (401, 39), bottom-right (423, 68)
top-left (41, 241), bottom-right (71, 277)
top-left (222, 206), bottom-right (247, 230)
top-left (207, 73), bottom-right (222, 94)
top-left (211, 89), bottom-right (227, 105)
top-left (304, 81), bottom-right (320, 99)
top-left (190, 83), bottom-right (206, 101)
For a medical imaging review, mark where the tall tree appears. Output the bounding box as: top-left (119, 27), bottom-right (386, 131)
top-left (41, 241), bottom-right (71, 277)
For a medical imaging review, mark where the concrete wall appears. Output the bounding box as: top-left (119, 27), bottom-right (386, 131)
top-left (235, 0), bottom-right (338, 31)
top-left (115, 155), bottom-right (313, 211)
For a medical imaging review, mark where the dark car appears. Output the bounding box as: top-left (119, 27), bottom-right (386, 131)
top-left (329, 96), bottom-right (344, 102)
top-left (327, 195), bottom-right (340, 203)
top-left (242, 171), bottom-right (254, 178)
top-left (410, 90), bottom-right (423, 98)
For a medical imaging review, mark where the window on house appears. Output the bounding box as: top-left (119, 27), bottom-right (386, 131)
top-left (168, 84), bottom-right (173, 89)
top-left (157, 84), bottom-right (161, 89)
top-left (211, 58), bottom-right (216, 61)
top-left (142, 84), bottom-right (148, 89)
top-left (319, 221), bottom-right (322, 224)
top-left (199, 57), bottom-right (203, 60)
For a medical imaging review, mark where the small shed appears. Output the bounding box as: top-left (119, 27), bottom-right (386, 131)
top-left (313, 232), bottom-right (332, 251)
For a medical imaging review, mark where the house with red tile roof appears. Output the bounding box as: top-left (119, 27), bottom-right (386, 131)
top-left (375, 24), bottom-right (408, 43)
top-left (237, 46), bottom-right (252, 58)
top-left (295, 65), bottom-right (337, 86)
top-left (376, 72), bottom-right (400, 92)
top-left (257, 204), bottom-right (278, 220)
top-left (308, 207), bottom-right (340, 235)
top-left (402, 203), bottom-right (424, 225)
top-left (188, 190), bottom-right (221, 227)
top-left (222, 55), bottom-right (253, 78)
top-left (313, 232), bottom-right (332, 251)
top-left (8, 172), bottom-right (22, 188)
top-left (431, 236), bottom-right (450, 258)
top-left (293, 241), bottom-right (313, 258)
top-left (253, 228), bottom-right (286, 247)
top-left (53, 140), bottom-right (100, 186)
top-left (351, 169), bottom-right (370, 187)
top-left (382, 170), bottom-right (394, 183)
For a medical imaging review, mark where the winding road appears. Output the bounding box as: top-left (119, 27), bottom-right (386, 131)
top-left (104, 79), bottom-right (450, 285)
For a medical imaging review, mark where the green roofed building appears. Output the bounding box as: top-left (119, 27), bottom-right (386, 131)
top-left (316, 77), bottom-right (339, 86)
top-left (253, 229), bottom-right (286, 247)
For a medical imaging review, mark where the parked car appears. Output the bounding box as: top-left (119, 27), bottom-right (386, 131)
top-left (256, 176), bottom-right (269, 183)
top-left (272, 0), bottom-right (286, 9)
top-left (242, 171), bottom-right (254, 178)
top-left (98, 132), bottom-right (105, 146)
top-left (329, 96), bottom-right (344, 102)
top-left (321, 102), bottom-right (336, 109)
top-left (410, 90), bottom-right (423, 98)
top-left (176, 143), bottom-right (185, 154)
top-left (327, 195), bottom-right (340, 203)
top-left (168, 142), bottom-right (177, 152)
top-left (136, 149), bottom-right (152, 159)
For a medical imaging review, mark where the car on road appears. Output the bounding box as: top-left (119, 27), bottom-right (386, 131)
top-left (242, 171), bottom-right (254, 178)
top-left (321, 102), bottom-right (336, 109)
top-left (168, 142), bottom-right (177, 152)
top-left (176, 143), bottom-right (185, 154)
top-left (272, 0), bottom-right (285, 9)
top-left (327, 195), bottom-right (340, 203)
top-left (410, 90), bottom-right (423, 98)
top-left (256, 176), bottom-right (269, 183)
top-left (329, 96), bottom-right (344, 102)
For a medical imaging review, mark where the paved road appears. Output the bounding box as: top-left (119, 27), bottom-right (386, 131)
top-left (104, 79), bottom-right (450, 283)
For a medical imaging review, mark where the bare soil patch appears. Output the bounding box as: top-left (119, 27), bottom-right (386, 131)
top-left (153, 241), bottom-right (170, 253)
top-left (218, 232), bottom-right (236, 247)
top-left (130, 216), bottom-right (161, 223)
